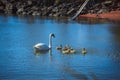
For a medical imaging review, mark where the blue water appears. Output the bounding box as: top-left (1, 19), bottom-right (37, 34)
top-left (0, 16), bottom-right (120, 80)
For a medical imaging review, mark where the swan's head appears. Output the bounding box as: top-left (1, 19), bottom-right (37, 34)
top-left (82, 48), bottom-right (86, 50)
top-left (49, 33), bottom-right (55, 38)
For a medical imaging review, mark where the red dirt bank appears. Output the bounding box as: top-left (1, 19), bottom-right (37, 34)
top-left (79, 11), bottom-right (120, 20)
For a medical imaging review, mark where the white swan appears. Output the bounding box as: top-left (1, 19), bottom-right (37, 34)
top-left (33, 33), bottom-right (55, 51)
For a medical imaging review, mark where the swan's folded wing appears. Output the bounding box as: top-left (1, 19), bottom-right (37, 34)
top-left (34, 43), bottom-right (44, 48)
top-left (34, 43), bottom-right (49, 51)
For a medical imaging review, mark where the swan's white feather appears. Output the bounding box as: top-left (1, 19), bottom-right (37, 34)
top-left (34, 43), bottom-right (49, 51)
top-left (33, 33), bottom-right (55, 52)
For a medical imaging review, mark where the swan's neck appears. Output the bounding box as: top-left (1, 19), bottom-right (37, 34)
top-left (49, 36), bottom-right (52, 49)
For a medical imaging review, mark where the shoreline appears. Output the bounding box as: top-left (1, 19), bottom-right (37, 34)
top-left (78, 11), bottom-right (120, 21)
top-left (0, 0), bottom-right (119, 21)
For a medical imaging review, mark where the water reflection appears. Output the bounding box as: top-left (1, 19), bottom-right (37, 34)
top-left (0, 15), bottom-right (120, 80)
top-left (108, 24), bottom-right (120, 63)
top-left (34, 49), bottom-right (49, 54)
top-left (63, 66), bottom-right (88, 80)
top-left (34, 49), bottom-right (52, 56)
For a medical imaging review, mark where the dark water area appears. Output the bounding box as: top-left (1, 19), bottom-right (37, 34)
top-left (0, 15), bottom-right (120, 80)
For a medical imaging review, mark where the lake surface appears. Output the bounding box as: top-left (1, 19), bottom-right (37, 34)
top-left (0, 16), bottom-right (120, 80)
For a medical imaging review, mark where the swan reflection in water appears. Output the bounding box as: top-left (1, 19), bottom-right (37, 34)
top-left (34, 48), bottom-right (52, 56)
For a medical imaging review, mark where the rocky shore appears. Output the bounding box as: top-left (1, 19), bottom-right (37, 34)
top-left (0, 0), bottom-right (120, 19)
top-left (78, 1), bottom-right (120, 20)
top-left (79, 11), bottom-right (120, 20)
top-left (0, 0), bottom-right (81, 17)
